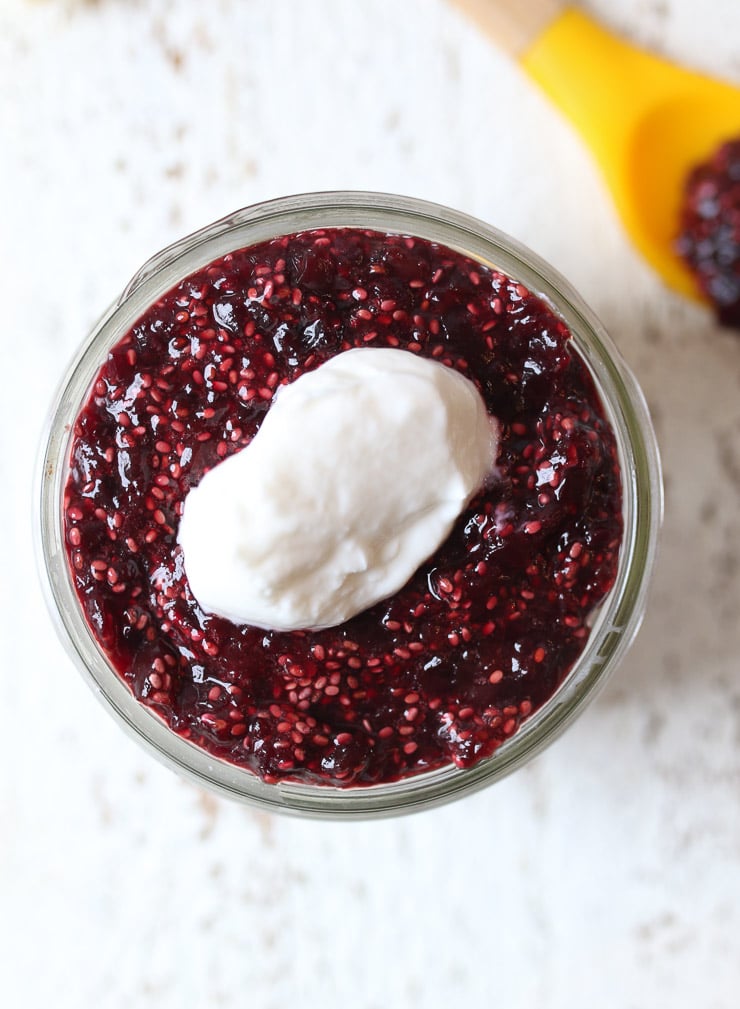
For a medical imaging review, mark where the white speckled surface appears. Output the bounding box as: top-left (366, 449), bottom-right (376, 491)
top-left (3, 0), bottom-right (740, 1006)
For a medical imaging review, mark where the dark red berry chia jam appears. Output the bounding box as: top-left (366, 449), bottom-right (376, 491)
top-left (64, 229), bottom-right (622, 786)
top-left (676, 137), bottom-right (740, 329)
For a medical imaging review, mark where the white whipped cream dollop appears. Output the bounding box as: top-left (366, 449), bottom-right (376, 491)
top-left (178, 347), bottom-right (498, 631)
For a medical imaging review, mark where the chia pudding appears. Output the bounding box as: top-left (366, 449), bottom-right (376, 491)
top-left (676, 137), bottom-right (740, 329)
top-left (62, 226), bottom-right (623, 787)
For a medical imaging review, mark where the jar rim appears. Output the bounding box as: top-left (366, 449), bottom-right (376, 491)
top-left (36, 190), bottom-right (663, 819)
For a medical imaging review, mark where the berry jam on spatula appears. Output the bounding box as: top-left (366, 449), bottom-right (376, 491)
top-left (64, 229), bottom-right (622, 786)
top-left (676, 138), bottom-right (740, 329)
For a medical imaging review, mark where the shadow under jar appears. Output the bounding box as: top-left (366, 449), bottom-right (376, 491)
top-left (38, 192), bottom-right (662, 818)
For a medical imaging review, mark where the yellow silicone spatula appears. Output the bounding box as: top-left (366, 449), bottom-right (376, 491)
top-left (452, 0), bottom-right (740, 299)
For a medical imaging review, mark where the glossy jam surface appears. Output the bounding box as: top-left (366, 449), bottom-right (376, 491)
top-left (676, 138), bottom-right (740, 329)
top-left (64, 229), bottom-right (623, 786)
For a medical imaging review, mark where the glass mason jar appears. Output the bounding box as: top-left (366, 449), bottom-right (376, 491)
top-left (37, 191), bottom-right (662, 818)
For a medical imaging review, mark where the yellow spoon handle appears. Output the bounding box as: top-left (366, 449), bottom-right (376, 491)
top-left (522, 11), bottom-right (678, 150)
top-left (453, 3), bottom-right (680, 180)
top-left (450, 0), bottom-right (566, 58)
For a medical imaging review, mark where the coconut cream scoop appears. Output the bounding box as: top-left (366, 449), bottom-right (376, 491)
top-left (178, 347), bottom-right (498, 631)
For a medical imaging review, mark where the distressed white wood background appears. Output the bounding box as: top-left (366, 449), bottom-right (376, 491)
top-left (2, 1), bottom-right (740, 1006)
